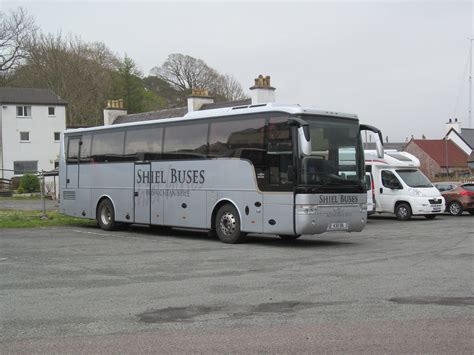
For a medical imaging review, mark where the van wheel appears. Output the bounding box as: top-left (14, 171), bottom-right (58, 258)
top-left (448, 201), bottom-right (463, 216)
top-left (215, 204), bottom-right (245, 244)
top-left (279, 235), bottom-right (301, 240)
top-left (97, 199), bottom-right (116, 231)
top-left (424, 214), bottom-right (436, 220)
top-left (395, 203), bottom-right (412, 221)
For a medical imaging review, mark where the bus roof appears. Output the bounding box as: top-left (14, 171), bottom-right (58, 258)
top-left (64, 103), bottom-right (359, 135)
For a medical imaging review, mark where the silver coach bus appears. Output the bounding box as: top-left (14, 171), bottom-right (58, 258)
top-left (59, 103), bottom-right (383, 243)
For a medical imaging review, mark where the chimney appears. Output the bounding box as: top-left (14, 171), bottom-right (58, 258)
top-left (249, 75), bottom-right (276, 104)
top-left (187, 88), bottom-right (214, 112)
top-left (104, 99), bottom-right (127, 125)
top-left (445, 117), bottom-right (461, 134)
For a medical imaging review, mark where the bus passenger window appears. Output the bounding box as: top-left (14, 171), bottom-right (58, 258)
top-left (80, 135), bottom-right (92, 163)
top-left (91, 131), bottom-right (125, 162)
top-left (163, 123), bottom-right (208, 160)
top-left (124, 127), bottom-right (163, 161)
top-left (208, 117), bottom-right (265, 164)
top-left (67, 137), bottom-right (80, 164)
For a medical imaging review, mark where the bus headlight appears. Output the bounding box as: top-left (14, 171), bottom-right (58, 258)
top-left (360, 203), bottom-right (367, 211)
top-left (296, 204), bottom-right (318, 215)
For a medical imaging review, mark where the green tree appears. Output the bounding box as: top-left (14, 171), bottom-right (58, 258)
top-left (18, 173), bottom-right (40, 193)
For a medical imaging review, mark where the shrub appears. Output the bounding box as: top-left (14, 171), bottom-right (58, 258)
top-left (19, 174), bottom-right (40, 193)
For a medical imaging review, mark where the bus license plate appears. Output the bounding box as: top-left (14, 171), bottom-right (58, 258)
top-left (328, 222), bottom-right (348, 231)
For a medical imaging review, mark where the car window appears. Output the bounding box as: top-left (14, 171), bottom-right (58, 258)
top-left (381, 170), bottom-right (402, 189)
top-left (462, 184), bottom-right (474, 192)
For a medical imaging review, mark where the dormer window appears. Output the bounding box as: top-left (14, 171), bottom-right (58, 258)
top-left (17, 106), bottom-right (32, 117)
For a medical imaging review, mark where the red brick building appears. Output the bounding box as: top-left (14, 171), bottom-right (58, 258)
top-left (404, 139), bottom-right (470, 180)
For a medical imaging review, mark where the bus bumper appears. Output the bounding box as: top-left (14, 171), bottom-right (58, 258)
top-left (295, 194), bottom-right (367, 235)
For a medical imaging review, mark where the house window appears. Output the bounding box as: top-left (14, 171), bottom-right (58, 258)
top-left (48, 107), bottom-right (55, 116)
top-left (17, 106), bottom-right (32, 117)
top-left (13, 161), bottom-right (38, 175)
top-left (54, 132), bottom-right (61, 141)
top-left (20, 132), bottom-right (30, 142)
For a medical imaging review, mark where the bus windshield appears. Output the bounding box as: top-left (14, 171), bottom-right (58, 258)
top-left (298, 116), bottom-right (364, 191)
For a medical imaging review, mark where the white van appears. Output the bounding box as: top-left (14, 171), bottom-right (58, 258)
top-left (365, 150), bottom-right (445, 220)
top-left (365, 172), bottom-right (375, 215)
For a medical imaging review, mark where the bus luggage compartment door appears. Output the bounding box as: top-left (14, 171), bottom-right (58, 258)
top-left (134, 163), bottom-right (151, 224)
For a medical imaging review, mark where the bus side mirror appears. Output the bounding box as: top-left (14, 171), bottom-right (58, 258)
top-left (360, 124), bottom-right (384, 159)
top-left (298, 126), bottom-right (312, 157)
top-left (289, 118), bottom-right (312, 157)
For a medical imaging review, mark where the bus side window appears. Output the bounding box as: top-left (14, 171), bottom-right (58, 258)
top-left (163, 123), bottom-right (208, 160)
top-left (124, 127), bottom-right (163, 161)
top-left (80, 135), bottom-right (92, 163)
top-left (208, 117), bottom-right (265, 163)
top-left (67, 137), bottom-right (80, 164)
top-left (91, 131), bottom-right (125, 162)
top-left (267, 117), bottom-right (293, 188)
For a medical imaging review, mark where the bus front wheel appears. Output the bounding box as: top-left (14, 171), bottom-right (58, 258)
top-left (215, 204), bottom-right (245, 244)
top-left (97, 199), bottom-right (117, 231)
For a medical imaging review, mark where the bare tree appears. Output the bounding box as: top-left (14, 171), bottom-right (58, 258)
top-left (0, 7), bottom-right (36, 73)
top-left (151, 53), bottom-right (219, 91)
top-left (151, 53), bottom-right (246, 102)
top-left (11, 33), bottom-right (120, 125)
top-left (213, 74), bottom-right (247, 101)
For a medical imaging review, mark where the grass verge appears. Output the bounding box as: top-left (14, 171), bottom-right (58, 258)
top-left (0, 209), bottom-right (95, 228)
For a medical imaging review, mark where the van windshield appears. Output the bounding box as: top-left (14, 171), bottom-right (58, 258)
top-left (396, 169), bottom-right (432, 188)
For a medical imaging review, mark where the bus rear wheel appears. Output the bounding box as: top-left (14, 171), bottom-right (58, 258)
top-left (215, 204), bottom-right (245, 244)
top-left (97, 199), bottom-right (117, 231)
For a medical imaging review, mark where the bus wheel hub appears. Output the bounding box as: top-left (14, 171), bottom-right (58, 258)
top-left (220, 212), bottom-right (236, 235)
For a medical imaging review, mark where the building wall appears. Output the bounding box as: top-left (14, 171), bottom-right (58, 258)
top-left (404, 141), bottom-right (441, 180)
top-left (1, 104), bottom-right (66, 179)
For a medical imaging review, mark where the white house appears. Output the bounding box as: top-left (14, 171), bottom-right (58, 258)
top-left (0, 87), bottom-right (67, 180)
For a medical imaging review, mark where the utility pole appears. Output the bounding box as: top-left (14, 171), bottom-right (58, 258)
top-left (469, 38), bottom-right (473, 128)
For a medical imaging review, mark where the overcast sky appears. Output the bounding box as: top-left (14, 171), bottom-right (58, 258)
top-left (2, 0), bottom-right (473, 141)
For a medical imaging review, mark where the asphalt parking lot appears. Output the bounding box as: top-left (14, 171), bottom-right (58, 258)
top-left (0, 214), bottom-right (472, 353)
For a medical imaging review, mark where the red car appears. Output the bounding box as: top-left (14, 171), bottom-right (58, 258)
top-left (434, 182), bottom-right (474, 216)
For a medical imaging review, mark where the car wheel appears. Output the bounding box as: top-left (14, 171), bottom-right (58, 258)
top-left (395, 203), bottom-right (412, 221)
top-left (468, 210), bottom-right (474, 215)
top-left (279, 235), bottom-right (301, 240)
top-left (448, 201), bottom-right (463, 216)
top-left (97, 199), bottom-right (117, 231)
top-left (215, 203), bottom-right (245, 244)
top-left (424, 214), bottom-right (436, 220)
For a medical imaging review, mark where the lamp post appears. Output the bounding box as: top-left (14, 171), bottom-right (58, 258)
top-left (444, 137), bottom-right (449, 177)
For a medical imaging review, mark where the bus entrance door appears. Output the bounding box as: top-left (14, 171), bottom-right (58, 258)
top-left (134, 163), bottom-right (151, 224)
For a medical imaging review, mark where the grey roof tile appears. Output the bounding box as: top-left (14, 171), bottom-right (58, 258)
top-left (113, 107), bottom-right (188, 124)
top-left (0, 87), bottom-right (67, 105)
top-left (460, 128), bottom-right (474, 149)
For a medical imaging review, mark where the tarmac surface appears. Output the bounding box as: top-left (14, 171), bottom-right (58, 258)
top-left (0, 214), bottom-right (472, 353)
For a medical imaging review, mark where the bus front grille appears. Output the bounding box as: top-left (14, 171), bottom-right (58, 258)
top-left (63, 191), bottom-right (76, 200)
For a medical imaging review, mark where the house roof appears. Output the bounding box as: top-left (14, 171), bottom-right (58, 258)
top-left (460, 128), bottom-right (474, 148)
top-left (0, 87), bottom-right (67, 105)
top-left (113, 98), bottom-right (252, 124)
top-left (410, 139), bottom-right (468, 168)
top-left (113, 107), bottom-right (188, 124)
